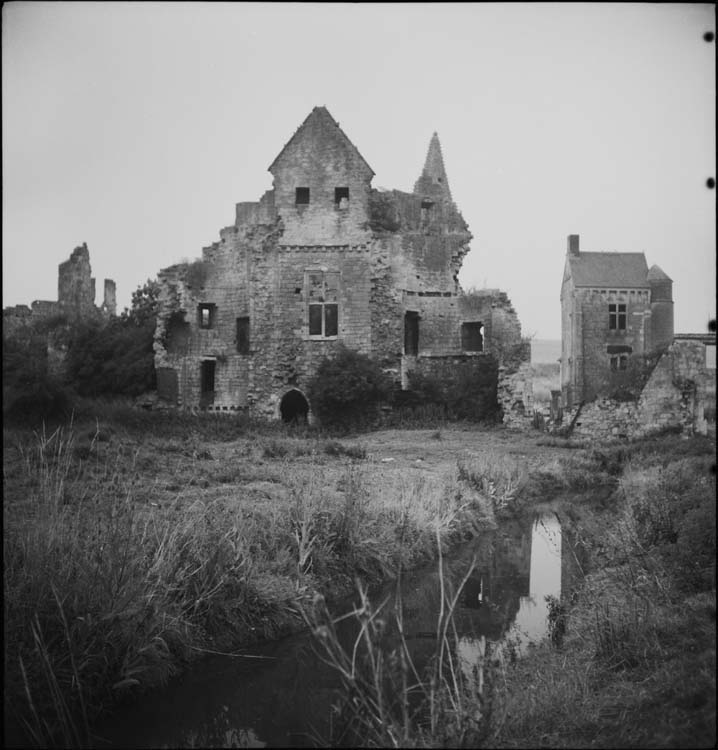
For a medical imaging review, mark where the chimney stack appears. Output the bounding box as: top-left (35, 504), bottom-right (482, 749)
top-left (568, 234), bottom-right (580, 257)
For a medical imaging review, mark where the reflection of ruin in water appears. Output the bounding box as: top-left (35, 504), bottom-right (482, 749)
top-left (457, 512), bottom-right (563, 679)
top-left (92, 511), bottom-right (571, 748)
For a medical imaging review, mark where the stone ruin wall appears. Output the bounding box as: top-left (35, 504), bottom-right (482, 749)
top-left (3, 243), bottom-right (116, 333)
top-left (559, 338), bottom-right (716, 440)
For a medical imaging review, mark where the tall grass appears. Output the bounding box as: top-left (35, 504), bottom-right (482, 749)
top-left (4, 424), bottom-right (494, 746)
top-left (305, 530), bottom-right (494, 748)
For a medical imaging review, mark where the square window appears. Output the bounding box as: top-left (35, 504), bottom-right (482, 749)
top-left (461, 322), bottom-right (484, 352)
top-left (295, 187), bottom-right (310, 205)
top-left (334, 187), bottom-right (349, 207)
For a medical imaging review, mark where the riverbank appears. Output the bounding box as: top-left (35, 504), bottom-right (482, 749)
top-left (489, 431), bottom-right (716, 748)
top-left (4, 407), bottom-right (561, 747)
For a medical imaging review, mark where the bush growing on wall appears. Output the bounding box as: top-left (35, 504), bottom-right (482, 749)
top-left (407, 356), bottom-right (501, 422)
top-left (307, 345), bottom-right (393, 430)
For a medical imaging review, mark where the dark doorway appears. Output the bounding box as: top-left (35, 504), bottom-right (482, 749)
top-left (200, 360), bottom-right (215, 407)
top-left (280, 389), bottom-right (309, 424)
top-left (461, 322), bottom-right (484, 352)
top-left (404, 312), bottom-right (419, 356)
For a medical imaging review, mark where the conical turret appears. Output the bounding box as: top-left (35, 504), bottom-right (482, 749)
top-left (413, 132), bottom-right (452, 201)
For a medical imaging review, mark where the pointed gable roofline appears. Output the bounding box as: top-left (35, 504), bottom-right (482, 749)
top-left (414, 131), bottom-right (452, 201)
top-left (268, 106), bottom-right (375, 177)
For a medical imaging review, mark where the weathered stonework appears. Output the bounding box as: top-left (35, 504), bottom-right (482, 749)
top-left (560, 234), bottom-right (674, 408)
top-left (562, 334), bottom-right (716, 439)
top-left (154, 107), bottom-right (528, 419)
top-left (3, 244), bottom-right (116, 330)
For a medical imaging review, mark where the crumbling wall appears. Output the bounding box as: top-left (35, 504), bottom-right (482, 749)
top-left (58, 244), bottom-right (95, 317)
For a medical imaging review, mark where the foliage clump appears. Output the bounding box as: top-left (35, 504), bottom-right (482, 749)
top-left (406, 357), bottom-right (501, 422)
top-left (367, 191), bottom-right (401, 233)
top-left (307, 345), bottom-right (392, 430)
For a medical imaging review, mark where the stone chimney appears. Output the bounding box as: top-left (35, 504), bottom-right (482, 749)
top-left (567, 234), bottom-right (580, 257)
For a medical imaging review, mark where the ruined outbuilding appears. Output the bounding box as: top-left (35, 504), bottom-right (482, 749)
top-left (154, 106), bottom-right (528, 419)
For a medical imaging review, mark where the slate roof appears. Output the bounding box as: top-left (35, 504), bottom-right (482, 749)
top-left (268, 106), bottom-right (375, 177)
top-left (568, 252), bottom-right (650, 288)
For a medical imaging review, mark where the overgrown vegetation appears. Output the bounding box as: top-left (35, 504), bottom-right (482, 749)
top-left (303, 432), bottom-right (715, 748)
top-left (307, 345), bottom-right (393, 430)
top-left (2, 280), bottom-right (159, 424)
top-left (367, 190), bottom-right (401, 233)
top-left (3, 419), bottom-right (497, 746)
top-left (403, 357), bottom-right (501, 423)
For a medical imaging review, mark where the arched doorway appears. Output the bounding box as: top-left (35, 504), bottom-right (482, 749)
top-left (280, 389), bottom-right (309, 424)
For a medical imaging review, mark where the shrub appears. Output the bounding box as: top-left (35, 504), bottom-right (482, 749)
top-left (406, 357), bottom-right (501, 422)
top-left (307, 345), bottom-right (392, 430)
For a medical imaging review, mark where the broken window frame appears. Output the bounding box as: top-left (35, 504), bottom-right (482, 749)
top-left (198, 303), bottom-right (216, 330)
top-left (295, 187), bottom-right (310, 206)
top-left (306, 269), bottom-right (340, 339)
top-left (461, 322), bottom-right (484, 353)
top-left (608, 303), bottom-right (627, 331)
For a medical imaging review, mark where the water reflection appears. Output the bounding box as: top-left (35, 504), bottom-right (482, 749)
top-left (457, 512), bottom-right (563, 675)
top-left (93, 511), bottom-right (571, 748)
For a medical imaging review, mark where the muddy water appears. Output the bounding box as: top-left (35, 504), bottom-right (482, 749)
top-left (93, 511), bottom-right (576, 748)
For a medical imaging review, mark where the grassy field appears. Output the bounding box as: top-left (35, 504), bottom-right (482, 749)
top-left (4, 405), bottom-right (715, 747)
top-left (4, 406), bottom-right (573, 746)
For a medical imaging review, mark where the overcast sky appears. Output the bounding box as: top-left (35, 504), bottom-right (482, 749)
top-left (3, 2), bottom-right (715, 339)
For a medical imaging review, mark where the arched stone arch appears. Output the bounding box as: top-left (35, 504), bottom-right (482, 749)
top-left (279, 388), bottom-right (310, 424)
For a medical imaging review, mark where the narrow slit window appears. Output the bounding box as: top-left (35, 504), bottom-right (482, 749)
top-left (404, 311), bottom-right (419, 355)
top-left (236, 316), bottom-right (250, 354)
top-left (295, 187), bottom-right (310, 205)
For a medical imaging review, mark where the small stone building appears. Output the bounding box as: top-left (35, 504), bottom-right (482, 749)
top-left (154, 106), bottom-right (527, 419)
top-left (560, 234), bottom-right (673, 408)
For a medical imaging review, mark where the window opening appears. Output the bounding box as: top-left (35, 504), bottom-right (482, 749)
top-left (295, 187), bottom-right (310, 205)
top-left (236, 316), bottom-right (250, 354)
top-left (200, 360), bottom-right (216, 407)
top-left (334, 187), bottom-right (349, 208)
top-left (619, 355), bottom-right (628, 370)
top-left (608, 303), bottom-right (626, 330)
top-left (198, 303), bottom-right (216, 329)
top-left (404, 311), bottom-right (419, 355)
top-left (307, 270), bottom-right (339, 337)
top-left (461, 322), bottom-right (484, 352)
top-left (610, 356), bottom-right (618, 371)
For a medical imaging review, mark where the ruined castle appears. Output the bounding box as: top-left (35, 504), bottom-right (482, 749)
top-left (154, 106), bottom-right (528, 419)
top-left (3, 243), bottom-right (116, 333)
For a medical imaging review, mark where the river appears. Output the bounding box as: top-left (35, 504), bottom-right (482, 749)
top-left (92, 510), bottom-right (578, 748)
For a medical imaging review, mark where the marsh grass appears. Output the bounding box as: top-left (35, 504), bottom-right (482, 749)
top-left (491, 436), bottom-right (716, 749)
top-left (4, 423), bottom-right (491, 746)
top-left (305, 531), bottom-right (494, 748)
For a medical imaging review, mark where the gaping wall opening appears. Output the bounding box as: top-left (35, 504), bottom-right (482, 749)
top-left (200, 360), bottom-right (216, 407)
top-left (280, 389), bottom-right (309, 423)
top-left (404, 311), bottom-right (419, 355)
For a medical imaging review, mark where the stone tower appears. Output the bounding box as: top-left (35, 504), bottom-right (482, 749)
top-left (58, 243), bottom-right (95, 317)
top-left (414, 132), bottom-right (453, 202)
top-left (647, 264), bottom-right (673, 352)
